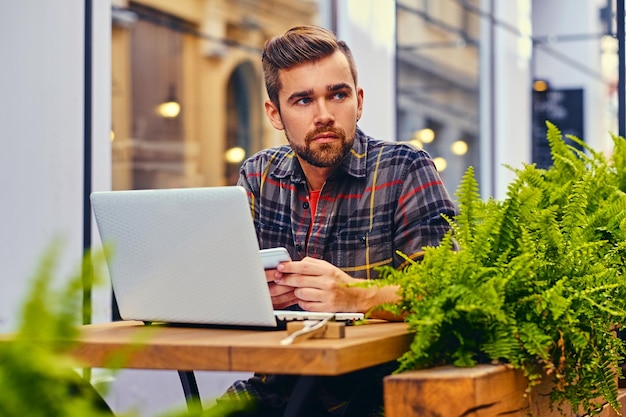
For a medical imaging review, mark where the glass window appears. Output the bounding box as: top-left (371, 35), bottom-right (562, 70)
top-left (112, 4), bottom-right (190, 190)
top-left (396, 0), bottom-right (481, 195)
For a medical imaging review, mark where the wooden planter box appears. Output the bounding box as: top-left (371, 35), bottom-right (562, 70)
top-left (384, 364), bottom-right (626, 417)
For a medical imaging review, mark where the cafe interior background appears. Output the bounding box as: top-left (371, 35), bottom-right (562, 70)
top-left (0, 0), bottom-right (619, 415)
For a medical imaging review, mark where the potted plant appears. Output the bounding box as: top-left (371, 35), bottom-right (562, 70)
top-left (377, 122), bottom-right (626, 416)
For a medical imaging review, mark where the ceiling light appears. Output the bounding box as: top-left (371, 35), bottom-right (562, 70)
top-left (225, 147), bottom-right (246, 164)
top-left (414, 128), bottom-right (435, 143)
top-left (156, 85), bottom-right (181, 118)
top-left (451, 140), bottom-right (468, 155)
top-left (433, 157), bottom-right (447, 172)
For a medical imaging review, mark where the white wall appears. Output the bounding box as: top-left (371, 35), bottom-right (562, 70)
top-left (335, 0), bottom-right (397, 141)
top-left (0, 0), bottom-right (111, 332)
top-left (480, 0), bottom-right (533, 199)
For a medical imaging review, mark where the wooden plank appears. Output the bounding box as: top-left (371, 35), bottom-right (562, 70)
top-left (286, 321), bottom-right (346, 339)
top-left (384, 364), bottom-right (626, 417)
top-left (67, 320), bottom-right (412, 374)
top-left (69, 321), bottom-right (232, 370)
top-left (384, 364), bottom-right (527, 416)
top-left (229, 322), bottom-right (413, 375)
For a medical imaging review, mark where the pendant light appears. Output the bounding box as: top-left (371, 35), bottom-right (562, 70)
top-left (155, 27), bottom-right (181, 119)
top-left (156, 84), bottom-right (181, 118)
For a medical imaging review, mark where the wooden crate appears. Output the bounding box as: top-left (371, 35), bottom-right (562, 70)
top-left (384, 364), bottom-right (625, 417)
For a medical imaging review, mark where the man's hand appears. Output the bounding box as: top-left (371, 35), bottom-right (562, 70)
top-left (265, 268), bottom-right (299, 309)
top-left (270, 257), bottom-right (400, 314)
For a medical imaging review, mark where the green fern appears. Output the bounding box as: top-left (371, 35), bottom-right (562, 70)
top-left (378, 121), bottom-right (626, 416)
top-left (0, 242), bottom-right (113, 417)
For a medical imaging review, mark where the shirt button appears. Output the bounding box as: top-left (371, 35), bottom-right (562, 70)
top-left (303, 202), bottom-right (310, 209)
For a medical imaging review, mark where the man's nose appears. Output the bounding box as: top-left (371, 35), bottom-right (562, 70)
top-left (314, 100), bottom-right (335, 125)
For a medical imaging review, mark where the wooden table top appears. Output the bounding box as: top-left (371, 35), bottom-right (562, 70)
top-left (70, 320), bottom-right (413, 376)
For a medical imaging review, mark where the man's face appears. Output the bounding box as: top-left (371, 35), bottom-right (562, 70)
top-left (264, 50), bottom-right (363, 168)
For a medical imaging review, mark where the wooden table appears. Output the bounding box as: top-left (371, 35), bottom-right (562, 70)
top-left (70, 320), bottom-right (413, 416)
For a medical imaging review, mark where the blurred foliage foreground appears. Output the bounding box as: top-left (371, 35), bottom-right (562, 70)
top-left (377, 121), bottom-right (626, 415)
top-left (0, 244), bottom-right (249, 417)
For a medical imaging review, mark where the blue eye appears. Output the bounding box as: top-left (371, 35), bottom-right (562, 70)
top-left (296, 97), bottom-right (312, 105)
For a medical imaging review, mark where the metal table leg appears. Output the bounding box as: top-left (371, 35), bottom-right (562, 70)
top-left (178, 370), bottom-right (202, 413)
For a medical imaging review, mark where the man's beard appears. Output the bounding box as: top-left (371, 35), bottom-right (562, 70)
top-left (287, 126), bottom-right (354, 168)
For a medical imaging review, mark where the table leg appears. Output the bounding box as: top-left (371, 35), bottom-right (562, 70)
top-left (178, 370), bottom-right (202, 413)
top-left (282, 375), bottom-right (318, 417)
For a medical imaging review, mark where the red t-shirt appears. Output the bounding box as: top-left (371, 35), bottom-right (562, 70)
top-left (307, 190), bottom-right (321, 243)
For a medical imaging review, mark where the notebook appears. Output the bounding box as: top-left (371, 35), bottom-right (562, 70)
top-left (90, 186), bottom-right (363, 328)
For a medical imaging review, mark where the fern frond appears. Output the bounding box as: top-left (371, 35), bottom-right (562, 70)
top-left (453, 166), bottom-right (481, 245)
top-left (610, 133), bottom-right (626, 192)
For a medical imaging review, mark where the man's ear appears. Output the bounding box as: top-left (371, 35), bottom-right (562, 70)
top-left (264, 99), bottom-right (284, 130)
top-left (356, 87), bottom-right (364, 122)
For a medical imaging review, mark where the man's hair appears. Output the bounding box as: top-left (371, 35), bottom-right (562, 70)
top-left (261, 25), bottom-right (358, 109)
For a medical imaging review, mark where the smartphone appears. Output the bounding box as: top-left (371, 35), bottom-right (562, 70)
top-left (260, 247), bottom-right (292, 269)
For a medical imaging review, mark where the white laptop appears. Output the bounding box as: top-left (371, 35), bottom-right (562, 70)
top-left (90, 186), bottom-right (363, 328)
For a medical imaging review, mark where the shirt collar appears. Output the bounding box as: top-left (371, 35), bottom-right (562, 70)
top-left (271, 127), bottom-right (369, 184)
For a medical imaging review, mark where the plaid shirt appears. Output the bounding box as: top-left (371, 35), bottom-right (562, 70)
top-left (238, 128), bottom-right (456, 279)
top-left (230, 128), bottom-right (456, 416)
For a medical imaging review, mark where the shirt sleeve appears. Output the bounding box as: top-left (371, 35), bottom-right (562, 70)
top-left (392, 154), bottom-right (457, 265)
